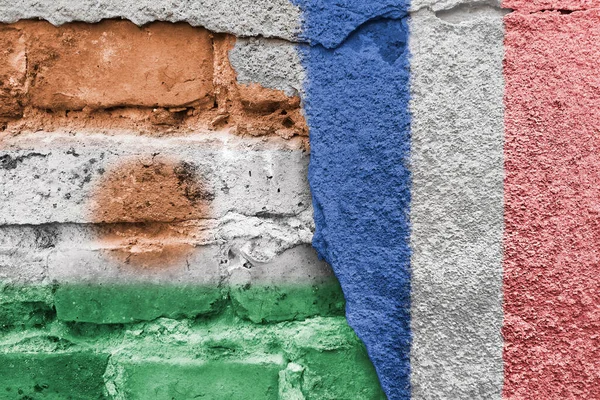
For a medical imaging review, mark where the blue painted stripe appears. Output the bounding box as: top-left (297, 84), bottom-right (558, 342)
top-left (294, 2), bottom-right (412, 398)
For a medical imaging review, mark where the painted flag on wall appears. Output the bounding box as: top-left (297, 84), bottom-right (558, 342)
top-left (1, 0), bottom-right (599, 399)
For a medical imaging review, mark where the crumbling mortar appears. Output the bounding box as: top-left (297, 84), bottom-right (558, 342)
top-left (523, 8), bottom-right (595, 14)
top-left (431, 3), bottom-right (512, 23)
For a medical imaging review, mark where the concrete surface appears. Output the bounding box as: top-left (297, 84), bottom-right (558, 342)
top-left (230, 38), bottom-right (305, 97)
top-left (0, 0), bottom-right (301, 40)
top-left (409, 8), bottom-right (505, 399)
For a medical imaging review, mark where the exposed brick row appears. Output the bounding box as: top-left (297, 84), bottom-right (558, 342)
top-left (0, 319), bottom-right (384, 399)
top-left (0, 20), bottom-right (307, 138)
top-left (0, 132), bottom-right (310, 225)
top-left (1, 229), bottom-right (340, 324)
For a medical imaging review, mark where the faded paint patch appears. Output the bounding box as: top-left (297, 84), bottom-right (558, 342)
top-left (89, 157), bottom-right (213, 269)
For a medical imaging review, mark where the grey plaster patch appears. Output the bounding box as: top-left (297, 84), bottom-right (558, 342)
top-left (0, 0), bottom-right (301, 41)
top-left (229, 38), bottom-right (305, 97)
top-left (228, 244), bottom-right (334, 285)
top-left (410, 0), bottom-right (502, 12)
top-left (409, 9), bottom-right (504, 400)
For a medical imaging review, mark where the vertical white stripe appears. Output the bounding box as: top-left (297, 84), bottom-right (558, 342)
top-left (409, 8), bottom-right (505, 399)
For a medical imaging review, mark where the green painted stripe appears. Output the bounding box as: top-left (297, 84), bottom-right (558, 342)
top-left (0, 352), bottom-right (109, 400)
top-left (1, 279), bottom-right (346, 325)
top-left (54, 284), bottom-right (226, 324)
top-left (0, 281), bottom-right (384, 398)
top-left (230, 280), bottom-right (345, 323)
top-left (0, 313), bottom-right (385, 399)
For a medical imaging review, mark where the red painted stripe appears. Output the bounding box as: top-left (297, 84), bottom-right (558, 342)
top-left (504, 10), bottom-right (600, 399)
top-left (504, 0), bottom-right (596, 13)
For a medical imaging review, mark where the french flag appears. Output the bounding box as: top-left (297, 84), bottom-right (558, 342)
top-left (297, 0), bottom-right (600, 399)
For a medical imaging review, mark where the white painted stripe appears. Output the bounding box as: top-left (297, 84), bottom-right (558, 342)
top-left (0, 126), bottom-right (326, 286)
top-left (409, 8), bottom-right (505, 399)
top-left (0, 132), bottom-right (311, 225)
top-left (0, 220), bottom-right (325, 284)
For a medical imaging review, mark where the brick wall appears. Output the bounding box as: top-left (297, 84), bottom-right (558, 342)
top-left (0, 19), bottom-right (384, 400)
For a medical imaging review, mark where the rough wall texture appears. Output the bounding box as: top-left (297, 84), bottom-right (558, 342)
top-left (0, 12), bottom-right (383, 400)
top-left (2, 0), bottom-right (599, 399)
top-left (409, 7), bottom-right (505, 399)
top-left (0, 0), bottom-right (302, 40)
top-left (503, 6), bottom-right (600, 400)
top-left (293, 2), bottom-right (412, 398)
top-left (503, 0), bottom-right (596, 12)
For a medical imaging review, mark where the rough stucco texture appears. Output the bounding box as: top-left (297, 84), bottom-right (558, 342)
top-left (0, 0), bottom-right (301, 40)
top-left (293, 1), bottom-right (409, 47)
top-left (295, 0), bottom-right (412, 396)
top-left (503, 0), bottom-right (597, 12)
top-left (409, 8), bottom-right (505, 400)
top-left (504, 9), bottom-right (600, 399)
top-left (229, 37), bottom-right (305, 97)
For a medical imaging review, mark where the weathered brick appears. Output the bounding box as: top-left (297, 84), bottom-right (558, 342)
top-left (237, 84), bottom-right (301, 113)
top-left (0, 225), bottom-right (54, 284)
top-left (22, 20), bottom-right (214, 110)
top-left (230, 245), bottom-right (345, 323)
top-left (0, 22), bottom-right (308, 139)
top-left (115, 358), bottom-right (281, 399)
top-left (0, 251), bottom-right (46, 283)
top-left (300, 346), bottom-right (386, 400)
top-left (0, 133), bottom-right (311, 224)
top-left (0, 352), bottom-right (109, 399)
top-left (0, 26), bottom-right (26, 119)
top-left (50, 244), bottom-right (224, 323)
top-left (0, 284), bottom-right (54, 330)
top-left (48, 244), bottom-right (222, 283)
top-left (54, 283), bottom-right (225, 324)
top-left (0, 301), bottom-right (54, 330)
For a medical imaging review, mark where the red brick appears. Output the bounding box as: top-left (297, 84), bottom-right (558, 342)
top-left (24, 20), bottom-right (214, 110)
top-left (0, 26), bottom-right (26, 119)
